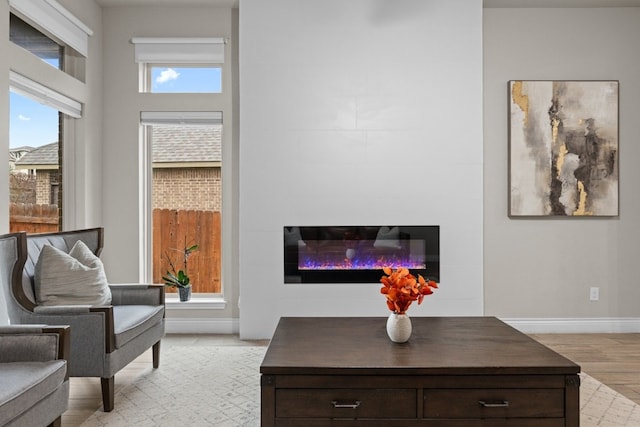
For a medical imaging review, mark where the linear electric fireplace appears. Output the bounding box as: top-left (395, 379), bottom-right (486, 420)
top-left (284, 226), bottom-right (439, 284)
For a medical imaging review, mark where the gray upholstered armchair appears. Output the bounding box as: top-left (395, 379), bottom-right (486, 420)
top-left (0, 325), bottom-right (70, 427)
top-left (1, 228), bottom-right (165, 412)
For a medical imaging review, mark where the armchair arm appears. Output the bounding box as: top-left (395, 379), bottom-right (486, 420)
top-left (109, 283), bottom-right (165, 306)
top-left (27, 307), bottom-right (116, 354)
top-left (0, 325), bottom-right (70, 373)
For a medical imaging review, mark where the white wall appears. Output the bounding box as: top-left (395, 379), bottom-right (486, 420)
top-left (239, 0), bottom-right (484, 339)
top-left (484, 8), bottom-right (640, 328)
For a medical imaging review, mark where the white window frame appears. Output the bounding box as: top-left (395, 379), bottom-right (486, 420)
top-left (140, 111), bottom-right (226, 308)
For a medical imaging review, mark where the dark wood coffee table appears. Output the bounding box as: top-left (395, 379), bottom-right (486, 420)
top-left (260, 317), bottom-right (580, 426)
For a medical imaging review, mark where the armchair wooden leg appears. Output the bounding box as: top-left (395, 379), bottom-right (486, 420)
top-left (48, 416), bottom-right (62, 427)
top-left (101, 376), bottom-right (114, 412)
top-left (153, 340), bottom-right (161, 369)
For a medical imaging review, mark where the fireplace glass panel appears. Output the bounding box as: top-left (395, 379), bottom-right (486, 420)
top-left (284, 226), bottom-right (439, 283)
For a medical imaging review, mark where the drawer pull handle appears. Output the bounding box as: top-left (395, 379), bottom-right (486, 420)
top-left (331, 400), bottom-right (361, 409)
top-left (479, 400), bottom-right (510, 408)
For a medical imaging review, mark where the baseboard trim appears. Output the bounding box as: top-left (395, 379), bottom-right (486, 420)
top-left (165, 317), bottom-right (239, 334)
top-left (502, 317), bottom-right (640, 334)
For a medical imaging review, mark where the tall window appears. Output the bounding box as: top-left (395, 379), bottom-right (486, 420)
top-left (9, 14), bottom-right (64, 232)
top-left (141, 113), bottom-right (223, 297)
top-left (134, 36), bottom-right (227, 299)
top-left (8, 1), bottom-right (90, 232)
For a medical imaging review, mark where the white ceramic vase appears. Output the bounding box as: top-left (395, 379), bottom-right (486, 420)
top-left (386, 312), bottom-right (412, 343)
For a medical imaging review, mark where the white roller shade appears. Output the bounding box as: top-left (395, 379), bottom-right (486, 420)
top-left (140, 111), bottom-right (223, 126)
top-left (9, 0), bottom-right (93, 57)
top-left (131, 37), bottom-right (225, 64)
top-left (10, 71), bottom-right (82, 118)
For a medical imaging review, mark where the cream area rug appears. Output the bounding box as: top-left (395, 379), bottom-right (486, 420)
top-left (80, 345), bottom-right (640, 427)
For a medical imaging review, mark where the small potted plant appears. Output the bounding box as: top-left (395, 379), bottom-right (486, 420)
top-left (163, 239), bottom-right (198, 302)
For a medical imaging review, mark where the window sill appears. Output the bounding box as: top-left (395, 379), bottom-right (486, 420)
top-left (165, 296), bottom-right (227, 310)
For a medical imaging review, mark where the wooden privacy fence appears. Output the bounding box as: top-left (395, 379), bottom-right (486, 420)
top-left (9, 203), bottom-right (59, 233)
top-left (153, 209), bottom-right (221, 294)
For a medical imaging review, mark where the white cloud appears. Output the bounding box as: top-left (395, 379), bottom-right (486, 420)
top-left (18, 114), bottom-right (31, 121)
top-left (156, 68), bottom-right (180, 84)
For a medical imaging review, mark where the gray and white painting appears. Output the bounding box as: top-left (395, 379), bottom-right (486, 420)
top-left (509, 80), bottom-right (618, 217)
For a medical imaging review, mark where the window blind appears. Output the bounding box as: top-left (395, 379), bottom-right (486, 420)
top-left (131, 38), bottom-right (225, 64)
top-left (9, 0), bottom-right (93, 57)
top-left (10, 71), bottom-right (82, 118)
top-left (140, 111), bottom-right (223, 126)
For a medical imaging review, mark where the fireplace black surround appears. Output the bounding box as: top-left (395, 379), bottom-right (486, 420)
top-left (284, 226), bottom-right (439, 284)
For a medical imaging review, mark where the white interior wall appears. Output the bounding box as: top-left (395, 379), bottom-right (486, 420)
top-left (239, 0), bottom-right (484, 339)
top-left (483, 8), bottom-right (640, 327)
top-left (4, 2), bottom-right (637, 334)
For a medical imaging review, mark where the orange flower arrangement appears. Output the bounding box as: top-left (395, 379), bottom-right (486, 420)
top-left (380, 267), bottom-right (438, 314)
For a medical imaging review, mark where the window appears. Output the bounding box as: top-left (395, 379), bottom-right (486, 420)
top-left (8, 0), bottom-right (90, 232)
top-left (9, 0), bottom-right (93, 57)
top-left (9, 13), bottom-right (63, 70)
top-left (148, 65), bottom-right (222, 93)
top-left (9, 92), bottom-right (61, 232)
top-left (141, 112), bottom-right (223, 297)
top-left (132, 37), bottom-right (225, 93)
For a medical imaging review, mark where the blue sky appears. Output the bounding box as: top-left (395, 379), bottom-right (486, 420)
top-left (151, 66), bottom-right (221, 93)
top-left (9, 92), bottom-right (59, 149)
top-left (10, 66), bottom-right (220, 149)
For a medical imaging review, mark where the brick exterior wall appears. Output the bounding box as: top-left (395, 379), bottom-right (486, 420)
top-left (36, 171), bottom-right (57, 205)
top-left (153, 167), bottom-right (221, 211)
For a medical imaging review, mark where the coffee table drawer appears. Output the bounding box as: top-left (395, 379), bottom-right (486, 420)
top-left (424, 388), bottom-right (565, 418)
top-left (276, 388), bottom-right (417, 418)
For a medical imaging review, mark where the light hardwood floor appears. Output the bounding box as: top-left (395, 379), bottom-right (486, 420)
top-left (531, 333), bottom-right (640, 405)
top-left (62, 333), bottom-right (640, 426)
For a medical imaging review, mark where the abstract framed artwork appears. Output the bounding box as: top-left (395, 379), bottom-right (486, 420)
top-left (508, 80), bottom-right (619, 217)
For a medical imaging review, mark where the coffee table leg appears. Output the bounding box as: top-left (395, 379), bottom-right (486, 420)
top-left (565, 374), bottom-right (581, 427)
top-left (261, 375), bottom-right (275, 427)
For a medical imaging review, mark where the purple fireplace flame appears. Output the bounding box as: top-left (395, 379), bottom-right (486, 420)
top-left (298, 239), bottom-right (426, 271)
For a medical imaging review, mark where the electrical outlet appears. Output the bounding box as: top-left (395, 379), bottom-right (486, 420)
top-left (590, 287), bottom-right (600, 301)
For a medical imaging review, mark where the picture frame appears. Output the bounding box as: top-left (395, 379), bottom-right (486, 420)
top-left (508, 80), bottom-right (619, 217)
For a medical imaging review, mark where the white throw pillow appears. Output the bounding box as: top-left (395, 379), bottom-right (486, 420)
top-left (35, 241), bottom-right (112, 306)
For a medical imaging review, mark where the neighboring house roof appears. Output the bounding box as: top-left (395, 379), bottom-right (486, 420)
top-left (14, 125), bottom-right (222, 170)
top-left (9, 146), bottom-right (34, 165)
top-left (15, 142), bottom-right (57, 169)
top-left (152, 125), bottom-right (221, 164)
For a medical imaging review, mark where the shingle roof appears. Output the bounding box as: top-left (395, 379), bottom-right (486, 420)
top-left (152, 125), bottom-right (221, 163)
top-left (15, 125), bottom-right (222, 168)
top-left (15, 142), bottom-right (57, 165)
top-left (9, 146), bottom-right (34, 163)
